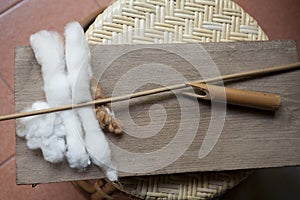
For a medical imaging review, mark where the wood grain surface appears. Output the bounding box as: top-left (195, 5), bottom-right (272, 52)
top-left (15, 40), bottom-right (300, 184)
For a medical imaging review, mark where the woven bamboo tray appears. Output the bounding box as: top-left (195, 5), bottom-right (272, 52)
top-left (83, 0), bottom-right (268, 199)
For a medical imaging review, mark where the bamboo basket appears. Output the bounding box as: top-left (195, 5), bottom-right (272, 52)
top-left (79, 0), bottom-right (269, 199)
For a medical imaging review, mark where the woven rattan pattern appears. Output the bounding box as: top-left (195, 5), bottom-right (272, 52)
top-left (86, 0), bottom-right (268, 44)
top-left (85, 0), bottom-right (267, 199)
top-left (118, 171), bottom-right (252, 199)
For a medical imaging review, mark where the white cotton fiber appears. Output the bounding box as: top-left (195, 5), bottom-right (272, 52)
top-left (30, 31), bottom-right (91, 169)
top-left (65, 21), bottom-right (117, 181)
top-left (17, 101), bottom-right (66, 163)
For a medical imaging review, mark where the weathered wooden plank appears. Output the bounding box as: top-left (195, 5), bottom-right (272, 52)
top-left (15, 40), bottom-right (300, 184)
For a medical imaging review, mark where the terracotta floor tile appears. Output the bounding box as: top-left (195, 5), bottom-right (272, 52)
top-left (0, 0), bottom-right (299, 199)
top-left (0, 157), bottom-right (86, 200)
top-left (94, 0), bottom-right (113, 9)
top-left (0, 120), bottom-right (15, 165)
top-left (0, 0), bottom-right (22, 14)
top-left (234, 0), bottom-right (300, 56)
top-left (0, 0), bottom-right (99, 90)
top-left (0, 78), bottom-right (15, 164)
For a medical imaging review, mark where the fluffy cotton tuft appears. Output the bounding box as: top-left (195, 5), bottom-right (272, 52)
top-left (20, 22), bottom-right (117, 180)
top-left (30, 30), bottom-right (91, 169)
top-left (65, 21), bottom-right (117, 181)
top-left (17, 101), bottom-right (66, 163)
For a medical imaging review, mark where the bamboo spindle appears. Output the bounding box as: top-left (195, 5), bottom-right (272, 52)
top-left (1, 61), bottom-right (300, 121)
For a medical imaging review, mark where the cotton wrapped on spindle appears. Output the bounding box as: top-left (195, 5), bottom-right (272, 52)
top-left (90, 78), bottom-right (123, 134)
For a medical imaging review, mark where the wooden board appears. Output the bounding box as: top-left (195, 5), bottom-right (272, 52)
top-left (15, 40), bottom-right (300, 184)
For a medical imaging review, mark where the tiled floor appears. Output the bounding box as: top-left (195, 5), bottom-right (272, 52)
top-left (0, 0), bottom-right (110, 199)
top-left (0, 0), bottom-right (299, 199)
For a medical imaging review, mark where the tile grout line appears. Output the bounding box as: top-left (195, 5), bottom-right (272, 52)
top-left (0, 0), bottom-right (24, 16)
top-left (0, 0), bottom-right (24, 93)
top-left (0, 73), bottom-right (13, 93)
top-left (0, 154), bottom-right (15, 167)
top-left (93, 0), bottom-right (101, 8)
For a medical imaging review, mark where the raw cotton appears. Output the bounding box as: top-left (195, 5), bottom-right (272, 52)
top-left (30, 30), bottom-right (90, 169)
top-left (17, 101), bottom-right (66, 163)
top-left (65, 21), bottom-right (117, 181)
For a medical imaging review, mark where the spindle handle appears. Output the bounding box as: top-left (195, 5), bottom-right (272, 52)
top-left (189, 83), bottom-right (281, 111)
